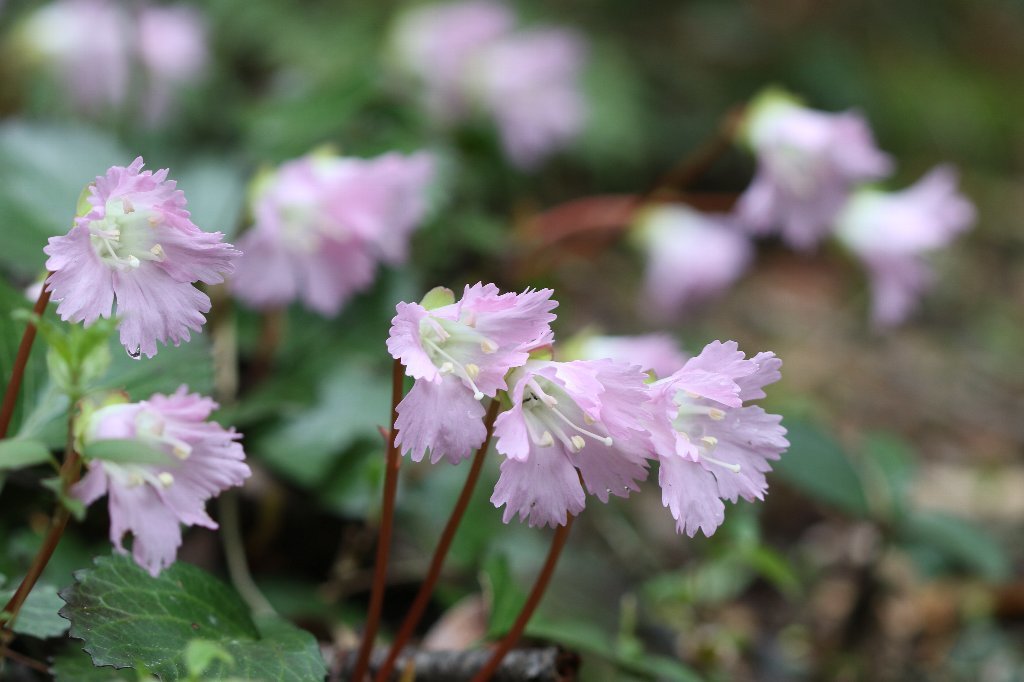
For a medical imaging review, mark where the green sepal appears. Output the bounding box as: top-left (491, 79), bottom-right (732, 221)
top-left (420, 286), bottom-right (455, 310)
top-left (81, 439), bottom-right (176, 467)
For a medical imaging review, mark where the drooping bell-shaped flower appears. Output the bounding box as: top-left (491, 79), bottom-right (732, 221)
top-left (390, 1), bottom-right (587, 169)
top-left (468, 28), bottom-right (587, 169)
top-left (635, 204), bottom-right (753, 317)
top-left (647, 341), bottom-right (788, 537)
top-left (19, 0), bottom-right (132, 114)
top-left (72, 386), bottom-right (251, 576)
top-left (387, 283), bottom-right (557, 464)
top-left (834, 165), bottom-right (975, 327)
top-left (736, 88), bottom-right (893, 251)
top-left (231, 150), bottom-right (434, 316)
top-left (390, 0), bottom-right (515, 123)
top-left (490, 359), bottom-right (651, 527)
top-left (43, 157), bottom-right (239, 358)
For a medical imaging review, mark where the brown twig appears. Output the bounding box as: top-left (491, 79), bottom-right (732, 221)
top-left (347, 358), bottom-right (406, 682)
top-left (375, 399), bottom-right (503, 682)
top-left (341, 646), bottom-right (578, 682)
top-left (0, 283), bottom-right (51, 438)
top-left (0, 413), bottom-right (81, 646)
top-left (469, 516), bottom-right (576, 682)
top-left (1, 646), bottom-right (51, 674)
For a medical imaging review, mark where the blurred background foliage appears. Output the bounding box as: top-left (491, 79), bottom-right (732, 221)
top-left (1, 0), bottom-right (1023, 680)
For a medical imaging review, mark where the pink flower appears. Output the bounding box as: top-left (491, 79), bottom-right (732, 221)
top-left (490, 359), bottom-right (651, 527)
top-left (21, 0), bottom-right (132, 114)
top-left (391, 1), bottom-right (515, 123)
top-left (20, 0), bottom-right (209, 122)
top-left (231, 151), bottom-right (434, 316)
top-left (835, 166), bottom-right (975, 327)
top-left (136, 4), bottom-right (209, 125)
top-left (647, 341), bottom-right (787, 537)
top-left (72, 387), bottom-right (251, 576)
top-left (574, 333), bottom-right (687, 380)
top-left (636, 205), bottom-right (753, 316)
top-left (388, 284), bottom-right (557, 464)
top-left (390, 1), bottom-right (587, 168)
top-left (43, 157), bottom-right (239, 359)
top-left (469, 28), bottom-right (587, 168)
top-left (736, 89), bottom-right (893, 251)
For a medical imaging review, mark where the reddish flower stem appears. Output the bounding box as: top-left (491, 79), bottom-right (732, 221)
top-left (349, 358), bottom-right (406, 682)
top-left (374, 399), bottom-right (503, 682)
top-left (0, 416), bottom-right (81, 647)
top-left (0, 284), bottom-right (52, 439)
top-left (469, 514), bottom-right (576, 682)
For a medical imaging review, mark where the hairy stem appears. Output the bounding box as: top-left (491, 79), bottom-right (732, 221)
top-left (347, 358), bottom-right (406, 682)
top-left (0, 412), bottom-right (81, 646)
top-left (469, 515), bottom-right (575, 682)
top-left (0, 284), bottom-right (52, 438)
top-left (375, 399), bottom-right (503, 682)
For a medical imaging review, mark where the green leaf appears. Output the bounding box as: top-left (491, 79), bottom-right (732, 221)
top-left (0, 438), bottom-right (54, 471)
top-left (528, 619), bottom-right (703, 682)
top-left (0, 583), bottom-right (70, 638)
top-left (60, 554), bottom-right (327, 681)
top-left (184, 640), bottom-right (234, 678)
top-left (52, 646), bottom-right (141, 681)
top-left (898, 511), bottom-right (1010, 582)
top-left (81, 440), bottom-right (174, 466)
top-left (482, 551), bottom-right (525, 638)
top-left (772, 419), bottom-right (870, 517)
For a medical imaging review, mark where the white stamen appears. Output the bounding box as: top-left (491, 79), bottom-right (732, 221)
top-left (422, 337), bottom-right (486, 400)
top-left (127, 473), bottom-right (144, 487)
top-left (480, 338), bottom-right (498, 353)
top-left (127, 255), bottom-right (141, 268)
top-left (465, 363), bottom-right (480, 380)
top-left (570, 435), bottom-right (586, 452)
top-left (149, 244), bottom-right (165, 259)
top-left (158, 472), bottom-right (174, 487)
top-left (708, 408), bottom-right (726, 421)
top-left (538, 431), bottom-right (554, 447)
top-left (122, 198), bottom-right (135, 213)
top-left (439, 361), bottom-right (455, 373)
top-left (148, 215), bottom-right (160, 227)
top-left (173, 444), bottom-right (191, 460)
top-left (703, 454), bottom-right (741, 473)
top-left (583, 414), bottom-right (595, 425)
top-left (549, 405), bottom-right (613, 446)
top-left (700, 435), bottom-right (718, 446)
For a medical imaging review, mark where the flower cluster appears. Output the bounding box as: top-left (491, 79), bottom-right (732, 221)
top-left (73, 387), bottom-right (251, 576)
top-left (638, 87), bottom-right (975, 327)
top-left (390, 1), bottom-right (586, 169)
top-left (231, 150), bottom-right (435, 316)
top-left (19, 0), bottom-right (208, 124)
top-left (389, 285), bottom-right (787, 535)
top-left (44, 157), bottom-right (239, 358)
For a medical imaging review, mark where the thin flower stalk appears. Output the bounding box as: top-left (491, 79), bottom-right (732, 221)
top-left (0, 284), bottom-right (51, 439)
top-left (349, 358), bottom-right (406, 682)
top-left (375, 399), bottom-right (502, 682)
top-left (469, 514), bottom-right (575, 682)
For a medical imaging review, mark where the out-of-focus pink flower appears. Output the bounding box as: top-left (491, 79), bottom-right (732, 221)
top-left (647, 341), bottom-right (787, 537)
top-left (490, 359), bottom-right (650, 527)
top-left (574, 333), bottom-right (687, 380)
top-left (73, 387), bottom-right (250, 576)
top-left (44, 157), bottom-right (239, 358)
top-left (736, 89), bottom-right (893, 251)
top-left (21, 0), bottom-right (132, 114)
top-left (231, 150), bottom-right (434, 316)
top-left (390, 1), bottom-right (587, 168)
top-left (636, 205), bottom-right (753, 317)
top-left (19, 0), bottom-right (208, 123)
top-left (391, 0), bottom-right (515, 123)
top-left (136, 4), bottom-right (209, 125)
top-left (835, 166), bottom-right (975, 327)
top-left (469, 28), bottom-right (587, 168)
top-left (388, 283), bottom-right (557, 464)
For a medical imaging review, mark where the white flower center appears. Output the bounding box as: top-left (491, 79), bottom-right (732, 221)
top-left (672, 391), bottom-right (740, 473)
top-left (88, 198), bottom-right (166, 271)
top-left (522, 376), bottom-right (613, 453)
top-left (419, 315), bottom-right (500, 400)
